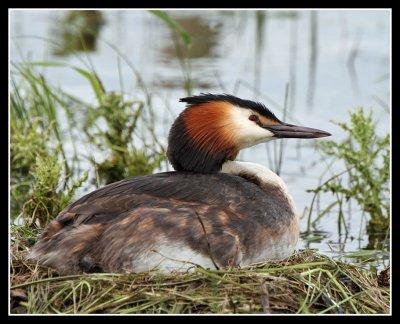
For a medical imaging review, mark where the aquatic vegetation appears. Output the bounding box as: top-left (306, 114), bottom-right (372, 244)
top-left (306, 108), bottom-right (390, 248)
top-left (10, 66), bottom-right (87, 226)
top-left (20, 154), bottom-right (88, 228)
top-left (10, 118), bottom-right (54, 221)
top-left (83, 85), bottom-right (165, 185)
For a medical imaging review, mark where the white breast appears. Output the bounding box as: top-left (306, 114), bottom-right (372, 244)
top-left (126, 238), bottom-right (217, 273)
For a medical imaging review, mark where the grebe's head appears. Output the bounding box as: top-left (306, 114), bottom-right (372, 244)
top-left (167, 93), bottom-right (331, 173)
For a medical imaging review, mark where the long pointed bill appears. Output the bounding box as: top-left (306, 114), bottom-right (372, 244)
top-left (263, 123), bottom-right (331, 139)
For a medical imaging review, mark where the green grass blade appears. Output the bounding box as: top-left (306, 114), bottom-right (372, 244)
top-left (71, 67), bottom-right (105, 103)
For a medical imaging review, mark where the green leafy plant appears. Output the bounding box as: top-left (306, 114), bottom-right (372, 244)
top-left (10, 117), bottom-right (52, 221)
top-left (307, 108), bottom-right (390, 247)
top-left (83, 91), bottom-right (166, 185)
top-left (22, 155), bottom-right (88, 228)
top-left (10, 65), bottom-right (88, 227)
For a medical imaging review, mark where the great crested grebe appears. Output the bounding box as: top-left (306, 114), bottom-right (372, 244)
top-left (29, 94), bottom-right (330, 274)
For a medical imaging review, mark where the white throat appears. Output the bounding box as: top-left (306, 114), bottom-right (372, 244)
top-left (221, 160), bottom-right (298, 215)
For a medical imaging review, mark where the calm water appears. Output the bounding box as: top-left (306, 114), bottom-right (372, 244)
top-left (10, 9), bottom-right (390, 268)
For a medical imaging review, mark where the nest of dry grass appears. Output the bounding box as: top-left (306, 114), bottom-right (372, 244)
top-left (10, 231), bottom-right (390, 315)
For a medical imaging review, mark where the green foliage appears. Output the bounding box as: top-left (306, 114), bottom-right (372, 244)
top-left (11, 117), bottom-right (88, 227)
top-left (72, 65), bottom-right (105, 103)
top-left (22, 155), bottom-right (88, 228)
top-left (96, 149), bottom-right (165, 185)
top-left (84, 91), bottom-right (165, 185)
top-left (10, 66), bottom-right (88, 227)
top-left (84, 92), bottom-right (141, 150)
top-left (10, 118), bottom-right (52, 220)
top-left (10, 118), bottom-right (51, 178)
top-left (309, 108), bottom-right (390, 243)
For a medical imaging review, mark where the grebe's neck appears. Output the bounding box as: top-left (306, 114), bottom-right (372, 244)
top-left (221, 160), bottom-right (297, 215)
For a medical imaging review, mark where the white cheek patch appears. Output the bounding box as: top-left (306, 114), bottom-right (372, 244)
top-left (229, 105), bottom-right (275, 149)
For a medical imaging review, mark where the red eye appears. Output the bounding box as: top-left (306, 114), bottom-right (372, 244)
top-left (249, 114), bottom-right (259, 122)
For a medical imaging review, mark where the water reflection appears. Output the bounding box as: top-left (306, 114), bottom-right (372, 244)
top-left (307, 11), bottom-right (318, 109)
top-left (288, 14), bottom-right (298, 112)
top-left (51, 10), bottom-right (105, 56)
top-left (269, 10), bottom-right (299, 19)
top-left (347, 32), bottom-right (362, 96)
top-left (253, 11), bottom-right (266, 98)
top-left (155, 14), bottom-right (222, 91)
top-left (161, 15), bottom-right (220, 60)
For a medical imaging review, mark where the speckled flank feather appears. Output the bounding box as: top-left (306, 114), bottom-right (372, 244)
top-left (29, 171), bottom-right (297, 274)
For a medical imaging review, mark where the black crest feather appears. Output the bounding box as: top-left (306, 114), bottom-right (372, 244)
top-left (180, 93), bottom-right (280, 123)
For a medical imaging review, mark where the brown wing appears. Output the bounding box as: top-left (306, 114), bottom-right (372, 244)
top-left (56, 171), bottom-right (291, 223)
